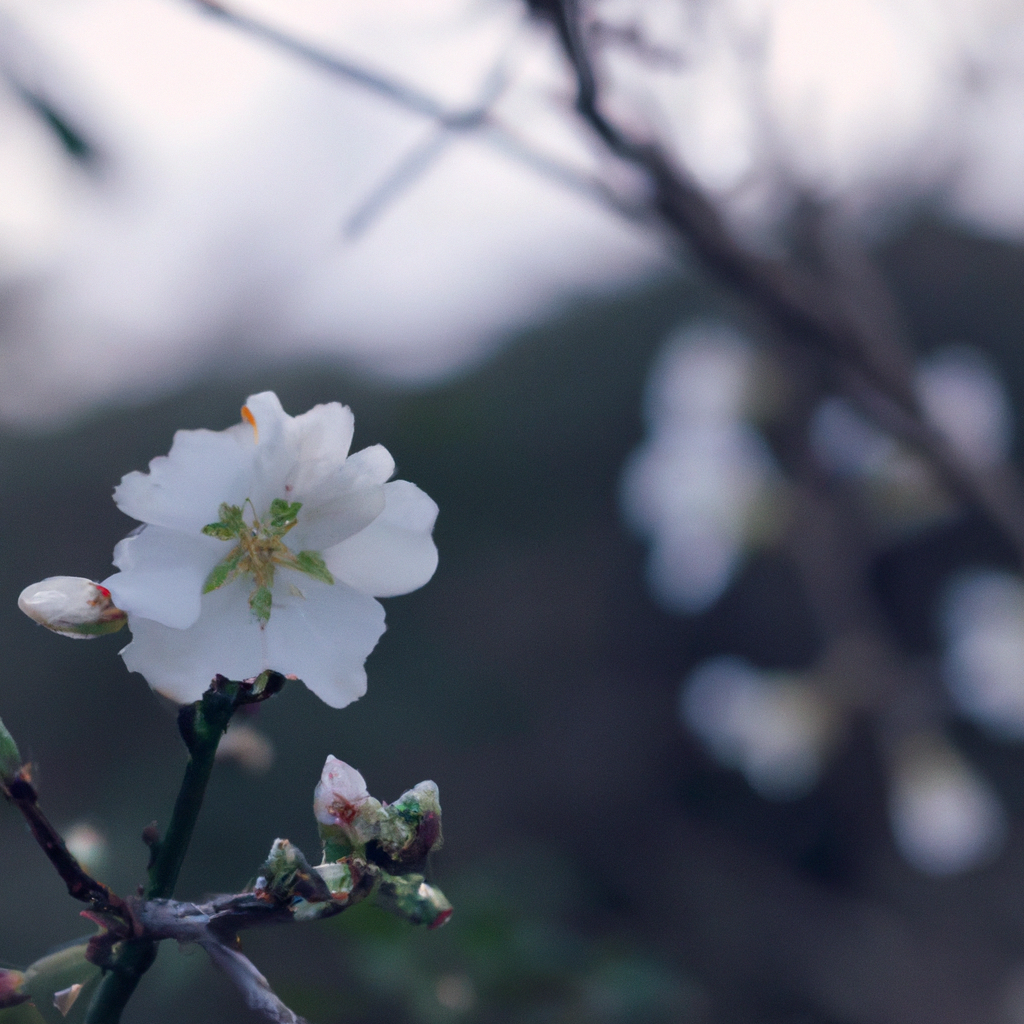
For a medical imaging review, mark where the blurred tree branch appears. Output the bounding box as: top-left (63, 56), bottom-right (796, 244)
top-left (526, 0), bottom-right (1024, 569)
top-left (186, 0), bottom-right (646, 232)
top-left (182, 0), bottom-right (1024, 571)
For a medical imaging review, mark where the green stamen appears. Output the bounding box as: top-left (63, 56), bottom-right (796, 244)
top-left (201, 499), bottom-right (335, 624)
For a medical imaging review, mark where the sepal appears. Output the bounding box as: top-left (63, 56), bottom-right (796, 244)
top-left (0, 715), bottom-right (21, 782)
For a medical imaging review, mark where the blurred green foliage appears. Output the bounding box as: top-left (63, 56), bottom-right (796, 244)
top-left (3, 219), bottom-right (1024, 1023)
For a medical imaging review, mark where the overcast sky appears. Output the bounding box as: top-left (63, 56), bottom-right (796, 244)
top-left (1, 0), bottom-right (1023, 425)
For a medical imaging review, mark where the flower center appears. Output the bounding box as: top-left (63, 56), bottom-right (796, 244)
top-left (201, 499), bottom-right (334, 624)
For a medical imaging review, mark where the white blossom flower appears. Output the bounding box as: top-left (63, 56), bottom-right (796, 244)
top-left (621, 325), bottom-right (784, 613)
top-left (102, 392), bottom-right (439, 707)
top-left (888, 734), bottom-right (1006, 876)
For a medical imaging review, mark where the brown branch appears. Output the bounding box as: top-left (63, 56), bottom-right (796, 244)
top-left (531, 0), bottom-right (1024, 568)
top-left (184, 0), bottom-right (1024, 567)
top-left (1, 767), bottom-right (138, 936)
top-left (131, 893), bottom-right (330, 1024)
top-left (587, 21), bottom-right (686, 69)
top-left (200, 941), bottom-right (308, 1024)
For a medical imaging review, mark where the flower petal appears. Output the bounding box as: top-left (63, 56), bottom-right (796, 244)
top-left (264, 578), bottom-right (385, 709)
top-left (104, 526), bottom-right (227, 629)
top-left (284, 402), bottom-right (356, 496)
top-left (289, 444), bottom-right (394, 552)
top-left (114, 425), bottom-right (257, 533)
top-left (325, 480), bottom-right (439, 597)
top-left (119, 583), bottom-right (268, 703)
top-left (245, 392), bottom-right (300, 511)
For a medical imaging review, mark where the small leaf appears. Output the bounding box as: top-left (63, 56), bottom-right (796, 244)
top-left (250, 586), bottom-right (273, 624)
top-left (0, 715), bottom-right (22, 780)
top-left (220, 503), bottom-right (246, 530)
top-left (294, 551), bottom-right (334, 585)
top-left (201, 523), bottom-right (236, 540)
top-left (202, 549), bottom-right (243, 594)
top-left (269, 498), bottom-right (302, 519)
top-left (268, 499), bottom-right (302, 534)
top-left (202, 503), bottom-right (245, 540)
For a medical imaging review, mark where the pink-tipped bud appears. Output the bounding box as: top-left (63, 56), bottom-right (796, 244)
top-left (0, 969), bottom-right (28, 1009)
top-left (18, 577), bottom-right (127, 639)
top-left (314, 756), bottom-right (370, 827)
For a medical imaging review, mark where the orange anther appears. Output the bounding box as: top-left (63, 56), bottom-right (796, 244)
top-left (241, 405), bottom-right (259, 442)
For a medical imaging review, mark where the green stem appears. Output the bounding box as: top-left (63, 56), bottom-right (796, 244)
top-left (83, 682), bottom-right (240, 1024)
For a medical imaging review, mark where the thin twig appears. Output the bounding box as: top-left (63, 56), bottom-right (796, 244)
top-left (1, 769), bottom-right (137, 933)
top-left (344, 56), bottom-right (511, 237)
top-left (185, 0), bottom-right (644, 229)
top-left (201, 940), bottom-right (309, 1024)
top-left (184, 0), bottom-right (1024, 565)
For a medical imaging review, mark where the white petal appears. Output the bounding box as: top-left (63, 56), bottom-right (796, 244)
top-left (284, 402), bottom-right (356, 496)
top-left (264, 578), bottom-right (385, 709)
top-left (114, 424), bottom-right (257, 534)
top-left (289, 444), bottom-right (394, 552)
top-left (105, 526), bottom-right (226, 629)
top-left (245, 392), bottom-right (301, 511)
top-left (243, 392), bottom-right (288, 444)
top-left (121, 575), bottom-right (384, 706)
top-left (325, 480), bottom-right (439, 597)
top-left (119, 583), bottom-right (269, 703)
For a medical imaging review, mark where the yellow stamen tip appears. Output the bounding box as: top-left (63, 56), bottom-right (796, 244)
top-left (241, 405), bottom-right (259, 442)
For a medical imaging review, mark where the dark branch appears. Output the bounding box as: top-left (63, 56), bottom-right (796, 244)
top-left (1, 768), bottom-right (137, 935)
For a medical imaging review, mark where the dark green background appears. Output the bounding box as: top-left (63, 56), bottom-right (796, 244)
top-left (3, 220), bottom-right (1024, 1023)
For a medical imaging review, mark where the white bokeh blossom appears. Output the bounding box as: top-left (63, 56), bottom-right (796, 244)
top-left (941, 569), bottom-right (1024, 738)
top-left (680, 656), bottom-right (835, 800)
top-left (888, 734), bottom-right (1006, 876)
top-left (102, 391), bottom-right (439, 707)
top-left (621, 324), bottom-right (784, 612)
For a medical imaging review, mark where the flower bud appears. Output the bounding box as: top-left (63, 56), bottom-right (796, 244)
top-left (18, 577), bottom-right (127, 639)
top-left (21, 941), bottom-right (99, 1014)
top-left (314, 756), bottom-right (383, 856)
top-left (374, 872), bottom-right (453, 929)
top-left (0, 969), bottom-right (28, 1009)
top-left (375, 781), bottom-right (444, 869)
top-left (255, 838), bottom-right (332, 904)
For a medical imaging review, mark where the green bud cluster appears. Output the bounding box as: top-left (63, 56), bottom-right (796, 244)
top-left (253, 780), bottom-right (451, 929)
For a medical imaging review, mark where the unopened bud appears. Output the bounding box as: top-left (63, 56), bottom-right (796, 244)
top-left (256, 838), bottom-right (332, 904)
top-left (21, 942), bottom-right (98, 1013)
top-left (0, 969), bottom-right (28, 1009)
top-left (18, 577), bottom-right (127, 639)
top-left (374, 872), bottom-right (453, 929)
top-left (376, 780), bottom-right (444, 868)
top-left (314, 756), bottom-right (382, 856)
